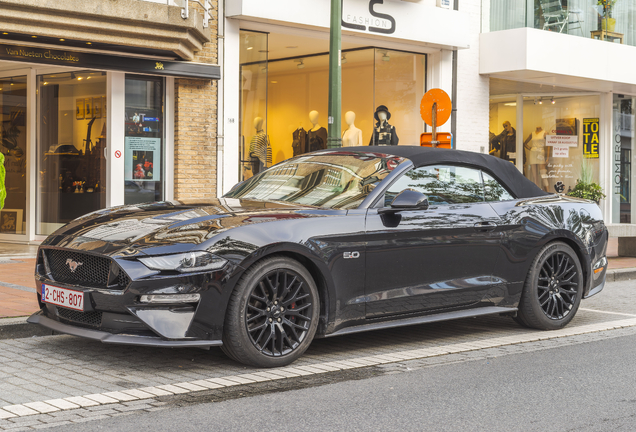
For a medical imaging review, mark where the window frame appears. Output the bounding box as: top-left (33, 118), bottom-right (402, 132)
top-left (373, 163), bottom-right (518, 208)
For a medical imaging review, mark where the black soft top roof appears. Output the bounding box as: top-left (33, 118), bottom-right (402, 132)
top-left (326, 146), bottom-right (549, 199)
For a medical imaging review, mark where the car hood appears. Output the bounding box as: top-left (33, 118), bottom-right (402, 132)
top-left (41, 198), bottom-right (341, 257)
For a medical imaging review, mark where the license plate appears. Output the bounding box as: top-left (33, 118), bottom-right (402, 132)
top-left (42, 284), bottom-right (85, 311)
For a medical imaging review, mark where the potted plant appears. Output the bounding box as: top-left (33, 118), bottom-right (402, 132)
top-left (567, 159), bottom-right (606, 204)
top-left (598, 0), bottom-right (618, 32)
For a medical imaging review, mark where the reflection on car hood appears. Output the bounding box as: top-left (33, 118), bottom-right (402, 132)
top-left (42, 198), bottom-right (332, 256)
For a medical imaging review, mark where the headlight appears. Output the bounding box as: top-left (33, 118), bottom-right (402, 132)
top-left (139, 252), bottom-right (227, 273)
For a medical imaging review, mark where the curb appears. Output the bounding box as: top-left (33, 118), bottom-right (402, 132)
top-left (606, 268), bottom-right (636, 282)
top-left (0, 317), bottom-right (53, 340)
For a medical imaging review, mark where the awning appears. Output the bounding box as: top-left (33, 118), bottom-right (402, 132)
top-left (0, 43), bottom-right (220, 80)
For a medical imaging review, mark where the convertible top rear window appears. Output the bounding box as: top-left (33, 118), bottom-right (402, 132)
top-left (224, 153), bottom-right (406, 209)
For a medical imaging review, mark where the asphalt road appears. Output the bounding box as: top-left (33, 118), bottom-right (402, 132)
top-left (49, 331), bottom-right (636, 432)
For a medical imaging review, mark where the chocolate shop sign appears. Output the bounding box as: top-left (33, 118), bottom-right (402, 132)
top-left (5, 46), bottom-right (79, 62)
top-left (0, 43), bottom-right (220, 79)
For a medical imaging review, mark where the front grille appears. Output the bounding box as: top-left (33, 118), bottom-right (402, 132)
top-left (43, 249), bottom-right (130, 289)
top-left (57, 308), bottom-right (103, 328)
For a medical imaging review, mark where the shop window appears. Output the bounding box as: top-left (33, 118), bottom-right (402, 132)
top-left (521, 95), bottom-right (600, 194)
top-left (238, 30), bottom-right (426, 182)
top-left (239, 30), bottom-right (268, 181)
top-left (124, 76), bottom-right (164, 205)
top-left (37, 71), bottom-right (106, 236)
top-left (0, 76), bottom-right (27, 235)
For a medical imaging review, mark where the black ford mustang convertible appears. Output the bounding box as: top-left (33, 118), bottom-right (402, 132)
top-left (29, 146), bottom-right (608, 367)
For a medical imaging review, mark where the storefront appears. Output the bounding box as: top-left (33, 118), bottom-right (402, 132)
top-left (488, 83), bottom-right (602, 196)
top-left (0, 43), bottom-right (219, 243)
top-left (221, 0), bottom-right (469, 191)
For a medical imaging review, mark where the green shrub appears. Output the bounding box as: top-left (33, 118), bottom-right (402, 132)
top-left (566, 180), bottom-right (605, 203)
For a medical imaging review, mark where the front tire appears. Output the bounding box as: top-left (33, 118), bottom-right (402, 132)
top-left (515, 242), bottom-right (583, 330)
top-left (222, 256), bottom-right (319, 367)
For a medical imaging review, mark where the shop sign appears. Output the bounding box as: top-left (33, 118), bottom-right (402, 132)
top-left (552, 145), bottom-right (569, 158)
top-left (227, 0), bottom-right (469, 49)
top-left (0, 44), bottom-right (220, 80)
top-left (546, 135), bottom-right (578, 147)
top-left (582, 118), bottom-right (600, 159)
top-left (342, 0), bottom-right (395, 34)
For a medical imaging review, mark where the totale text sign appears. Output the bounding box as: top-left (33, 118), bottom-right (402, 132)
top-left (583, 118), bottom-right (599, 159)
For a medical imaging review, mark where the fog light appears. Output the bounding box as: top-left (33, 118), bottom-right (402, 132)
top-left (139, 294), bottom-right (200, 304)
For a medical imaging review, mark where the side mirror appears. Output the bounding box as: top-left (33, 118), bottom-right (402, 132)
top-left (379, 189), bottom-right (429, 214)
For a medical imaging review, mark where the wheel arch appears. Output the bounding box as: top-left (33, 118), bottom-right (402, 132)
top-left (538, 232), bottom-right (591, 296)
top-left (232, 243), bottom-right (335, 336)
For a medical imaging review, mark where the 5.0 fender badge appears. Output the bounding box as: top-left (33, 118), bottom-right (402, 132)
top-left (66, 258), bottom-right (83, 273)
top-left (343, 252), bottom-right (360, 259)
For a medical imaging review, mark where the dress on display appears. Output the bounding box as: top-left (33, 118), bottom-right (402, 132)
top-left (307, 127), bottom-right (327, 152)
top-left (292, 128), bottom-right (307, 156)
top-left (528, 130), bottom-right (547, 164)
top-left (249, 131), bottom-right (272, 175)
top-left (369, 122), bottom-right (398, 146)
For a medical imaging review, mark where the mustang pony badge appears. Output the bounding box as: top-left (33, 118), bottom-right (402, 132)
top-left (66, 258), bottom-right (83, 273)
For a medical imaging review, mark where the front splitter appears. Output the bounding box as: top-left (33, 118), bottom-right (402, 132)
top-left (27, 311), bottom-right (222, 348)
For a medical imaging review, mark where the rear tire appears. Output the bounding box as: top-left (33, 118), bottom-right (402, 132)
top-left (514, 242), bottom-right (583, 330)
top-left (222, 256), bottom-right (319, 367)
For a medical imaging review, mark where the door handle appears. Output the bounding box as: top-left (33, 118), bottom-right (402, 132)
top-left (474, 221), bottom-right (498, 231)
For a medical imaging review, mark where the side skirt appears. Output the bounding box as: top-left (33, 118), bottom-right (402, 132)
top-left (324, 306), bottom-right (518, 338)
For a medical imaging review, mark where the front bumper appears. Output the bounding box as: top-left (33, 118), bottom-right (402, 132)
top-left (27, 311), bottom-right (222, 348)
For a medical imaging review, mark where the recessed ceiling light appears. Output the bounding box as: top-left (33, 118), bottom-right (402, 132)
top-left (43, 82), bottom-right (48, 85)
top-left (31, 35), bottom-right (37, 38)
top-left (77, 76), bottom-right (83, 80)
top-left (86, 42), bottom-right (92, 45)
top-left (246, 46), bottom-right (253, 50)
top-left (2, 32), bottom-right (8, 35)
top-left (86, 76), bottom-right (91, 80)
top-left (59, 38), bottom-right (65, 42)
top-left (271, 81), bottom-right (278, 84)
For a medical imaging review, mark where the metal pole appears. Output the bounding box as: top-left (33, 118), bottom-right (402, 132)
top-left (327, 0), bottom-right (342, 148)
top-left (431, 102), bottom-right (438, 148)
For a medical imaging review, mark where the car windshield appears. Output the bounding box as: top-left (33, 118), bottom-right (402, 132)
top-left (224, 152), bottom-right (406, 209)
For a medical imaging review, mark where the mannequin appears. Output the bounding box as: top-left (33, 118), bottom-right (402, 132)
top-left (307, 110), bottom-right (327, 152)
top-left (292, 123), bottom-right (307, 156)
top-left (369, 105), bottom-right (398, 146)
top-left (342, 111), bottom-right (363, 147)
top-left (523, 126), bottom-right (549, 191)
top-left (249, 117), bottom-right (272, 175)
top-left (491, 121), bottom-right (517, 163)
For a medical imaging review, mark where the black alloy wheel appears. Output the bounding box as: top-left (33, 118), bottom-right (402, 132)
top-left (246, 269), bottom-right (314, 356)
top-left (515, 242), bottom-right (583, 330)
top-left (537, 251), bottom-right (579, 320)
top-left (222, 256), bottom-right (319, 367)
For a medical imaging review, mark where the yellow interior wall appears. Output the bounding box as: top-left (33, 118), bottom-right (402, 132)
top-left (266, 55), bottom-right (375, 164)
top-left (57, 81), bottom-right (106, 151)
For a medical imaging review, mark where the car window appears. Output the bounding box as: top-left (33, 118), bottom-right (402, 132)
top-left (383, 165), bottom-right (484, 206)
top-left (482, 171), bottom-right (515, 202)
top-left (224, 154), bottom-right (407, 209)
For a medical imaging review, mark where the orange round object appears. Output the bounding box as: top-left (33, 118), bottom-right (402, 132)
top-left (420, 88), bottom-right (452, 127)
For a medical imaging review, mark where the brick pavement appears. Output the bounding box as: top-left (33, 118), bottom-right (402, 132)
top-left (0, 279), bottom-right (632, 429)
